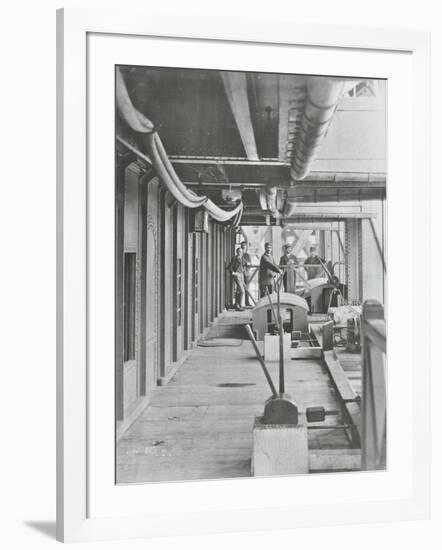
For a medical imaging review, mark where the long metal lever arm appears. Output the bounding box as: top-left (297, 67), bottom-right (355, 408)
top-left (245, 324), bottom-right (278, 397)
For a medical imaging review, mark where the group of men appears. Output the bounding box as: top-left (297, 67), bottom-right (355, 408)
top-left (228, 241), bottom-right (325, 311)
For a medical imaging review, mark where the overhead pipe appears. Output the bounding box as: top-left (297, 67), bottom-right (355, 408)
top-left (258, 189), bottom-right (268, 210)
top-left (116, 68), bottom-right (243, 224)
top-left (258, 186), bottom-right (280, 219)
top-left (283, 200), bottom-right (297, 218)
top-left (150, 133), bottom-right (207, 208)
top-left (290, 77), bottom-right (345, 181)
top-left (116, 69), bottom-right (155, 133)
top-left (282, 78), bottom-right (345, 217)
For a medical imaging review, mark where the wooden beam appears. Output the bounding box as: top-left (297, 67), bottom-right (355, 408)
top-left (323, 351), bottom-right (359, 403)
top-left (323, 349), bottom-right (361, 448)
top-left (290, 223), bottom-right (341, 231)
top-left (292, 180), bottom-right (386, 188)
top-left (170, 156), bottom-right (286, 166)
top-left (287, 189), bottom-right (386, 203)
top-left (311, 324), bottom-right (362, 448)
top-left (185, 183), bottom-right (265, 189)
top-left (242, 211), bottom-right (377, 224)
top-left (221, 72), bottom-right (259, 161)
top-left (291, 347), bottom-right (322, 359)
top-left (283, 212), bottom-right (378, 220)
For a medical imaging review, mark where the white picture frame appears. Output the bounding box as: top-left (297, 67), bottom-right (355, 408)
top-left (56, 7), bottom-right (431, 543)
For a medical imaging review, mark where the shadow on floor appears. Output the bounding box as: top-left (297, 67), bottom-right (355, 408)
top-left (24, 520), bottom-right (56, 539)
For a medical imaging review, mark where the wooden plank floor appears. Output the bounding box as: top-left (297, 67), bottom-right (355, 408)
top-left (117, 312), bottom-right (351, 484)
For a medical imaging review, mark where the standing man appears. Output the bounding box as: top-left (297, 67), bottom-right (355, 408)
top-left (240, 241), bottom-right (252, 307)
top-left (304, 245), bottom-right (325, 280)
top-left (279, 243), bottom-right (298, 293)
top-left (228, 247), bottom-right (245, 311)
top-left (258, 242), bottom-right (282, 298)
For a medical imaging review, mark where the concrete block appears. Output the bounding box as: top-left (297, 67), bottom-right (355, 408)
top-left (264, 333), bottom-right (291, 362)
top-left (252, 416), bottom-right (309, 476)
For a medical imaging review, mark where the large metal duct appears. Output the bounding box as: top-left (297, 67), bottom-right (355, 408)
top-left (258, 186), bottom-right (282, 219)
top-left (290, 77), bottom-right (345, 181)
top-left (265, 186), bottom-right (280, 219)
top-left (266, 78), bottom-right (345, 219)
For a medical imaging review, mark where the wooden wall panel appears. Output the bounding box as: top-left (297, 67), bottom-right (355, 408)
top-left (161, 195), bottom-right (174, 376)
top-left (225, 229), bottom-right (233, 308)
top-left (194, 232), bottom-right (201, 339)
top-left (215, 226), bottom-right (220, 316)
top-left (207, 224), bottom-right (213, 323)
top-left (115, 153), bottom-right (135, 422)
top-left (224, 229), bottom-right (229, 309)
top-left (210, 224), bottom-right (215, 321)
top-left (144, 177), bottom-right (160, 394)
top-left (122, 163), bottom-right (141, 417)
top-left (220, 227), bottom-right (224, 312)
top-left (222, 229), bottom-right (226, 310)
top-left (138, 176), bottom-right (148, 397)
top-left (219, 229), bottom-right (224, 311)
top-left (184, 210), bottom-right (192, 350)
top-left (217, 226), bottom-right (221, 315)
top-left (173, 205), bottom-right (185, 360)
top-left (200, 233), bottom-right (207, 332)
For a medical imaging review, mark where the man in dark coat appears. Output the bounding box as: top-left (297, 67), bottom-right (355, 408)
top-left (240, 241), bottom-right (252, 306)
top-left (304, 245), bottom-right (326, 280)
top-left (228, 247), bottom-right (245, 311)
top-left (258, 242), bottom-right (282, 298)
top-left (279, 244), bottom-right (298, 293)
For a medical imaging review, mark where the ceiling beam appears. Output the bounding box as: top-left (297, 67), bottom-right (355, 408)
top-left (170, 157), bottom-right (285, 166)
top-left (284, 222), bottom-right (344, 230)
top-left (184, 181), bottom-right (385, 191)
top-left (221, 72), bottom-right (259, 161)
top-left (290, 180), bottom-right (386, 189)
top-left (283, 213), bottom-right (378, 220)
top-left (244, 209), bottom-right (377, 220)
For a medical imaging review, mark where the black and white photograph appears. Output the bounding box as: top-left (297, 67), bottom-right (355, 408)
top-left (2, 0), bottom-right (438, 546)
top-left (115, 66), bottom-right (387, 484)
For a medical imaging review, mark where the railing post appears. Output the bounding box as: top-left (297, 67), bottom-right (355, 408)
top-left (361, 300), bottom-right (387, 470)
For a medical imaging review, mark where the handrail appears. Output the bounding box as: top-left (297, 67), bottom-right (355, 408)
top-left (361, 300), bottom-right (387, 471)
top-left (363, 318), bottom-right (386, 354)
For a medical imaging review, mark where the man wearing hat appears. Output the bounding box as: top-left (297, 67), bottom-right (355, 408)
top-left (258, 242), bottom-right (282, 297)
top-left (228, 247), bottom-right (245, 311)
top-left (240, 241), bottom-right (252, 307)
top-left (279, 244), bottom-right (298, 293)
top-left (304, 245), bottom-right (326, 280)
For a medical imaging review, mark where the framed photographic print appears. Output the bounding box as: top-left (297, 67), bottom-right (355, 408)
top-left (57, 7), bottom-right (431, 543)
